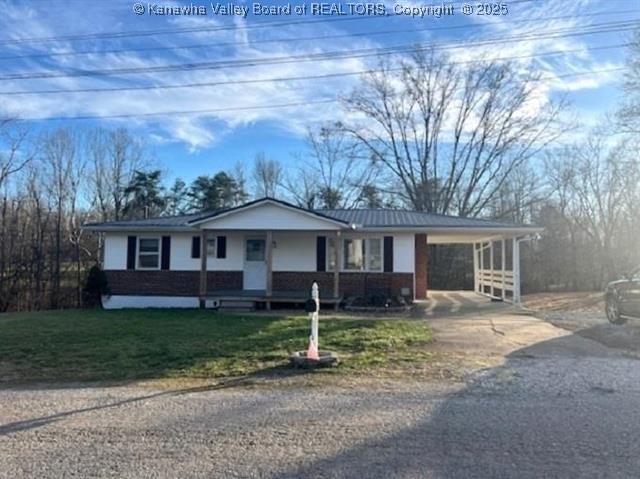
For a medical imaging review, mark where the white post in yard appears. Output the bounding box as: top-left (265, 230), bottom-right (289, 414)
top-left (513, 237), bottom-right (521, 305)
top-left (501, 238), bottom-right (506, 301)
top-left (489, 241), bottom-right (495, 298)
top-left (473, 243), bottom-right (479, 293)
top-left (307, 281), bottom-right (320, 360)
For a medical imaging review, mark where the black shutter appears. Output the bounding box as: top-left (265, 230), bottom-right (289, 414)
top-left (217, 236), bottom-right (227, 259)
top-left (126, 236), bottom-right (136, 270)
top-left (316, 236), bottom-right (326, 272)
top-left (161, 236), bottom-right (171, 270)
top-left (191, 236), bottom-right (201, 259)
top-left (383, 236), bottom-right (394, 272)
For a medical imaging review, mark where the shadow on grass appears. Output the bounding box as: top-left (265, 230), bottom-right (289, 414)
top-left (0, 308), bottom-right (431, 387)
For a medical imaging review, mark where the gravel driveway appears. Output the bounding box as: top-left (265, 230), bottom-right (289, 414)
top-left (3, 308), bottom-right (640, 478)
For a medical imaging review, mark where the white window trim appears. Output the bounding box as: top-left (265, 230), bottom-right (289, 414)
top-left (137, 236), bottom-right (161, 270)
top-left (327, 236), bottom-right (384, 273)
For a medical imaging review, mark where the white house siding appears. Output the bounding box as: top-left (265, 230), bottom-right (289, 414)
top-left (196, 203), bottom-right (343, 230)
top-left (392, 233), bottom-right (415, 273)
top-left (272, 232), bottom-right (317, 271)
top-left (103, 231), bottom-right (416, 274)
top-left (103, 234), bottom-right (128, 270)
top-left (170, 232), bottom-right (244, 271)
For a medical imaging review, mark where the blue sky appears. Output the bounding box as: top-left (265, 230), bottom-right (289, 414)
top-left (0, 0), bottom-right (635, 184)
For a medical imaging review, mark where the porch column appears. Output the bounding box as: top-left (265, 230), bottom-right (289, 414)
top-left (501, 238), bottom-right (506, 301)
top-left (199, 230), bottom-right (208, 309)
top-left (414, 233), bottom-right (428, 300)
top-left (473, 243), bottom-right (479, 293)
top-left (513, 237), bottom-right (521, 304)
top-left (265, 230), bottom-right (273, 310)
top-left (333, 230), bottom-right (341, 311)
top-left (489, 241), bottom-right (495, 298)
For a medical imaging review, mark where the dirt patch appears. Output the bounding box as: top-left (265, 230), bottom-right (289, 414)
top-left (523, 292), bottom-right (604, 313)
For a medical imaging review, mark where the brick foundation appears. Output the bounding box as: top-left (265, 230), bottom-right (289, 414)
top-left (272, 272), bottom-right (413, 299)
top-left (105, 270), bottom-right (242, 296)
top-left (105, 270), bottom-right (414, 299)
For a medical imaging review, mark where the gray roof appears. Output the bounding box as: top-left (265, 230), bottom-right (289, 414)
top-left (320, 209), bottom-right (533, 229)
top-left (83, 198), bottom-right (539, 232)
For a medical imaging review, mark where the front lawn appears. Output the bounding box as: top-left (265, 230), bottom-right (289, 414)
top-left (0, 309), bottom-right (433, 383)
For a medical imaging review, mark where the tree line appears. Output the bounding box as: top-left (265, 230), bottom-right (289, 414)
top-left (1, 45), bottom-right (639, 311)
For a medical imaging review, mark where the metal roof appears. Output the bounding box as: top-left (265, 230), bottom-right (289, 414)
top-left (83, 198), bottom-right (540, 232)
top-left (320, 209), bottom-right (535, 229)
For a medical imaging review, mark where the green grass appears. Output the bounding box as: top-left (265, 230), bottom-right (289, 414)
top-left (0, 309), bottom-right (433, 383)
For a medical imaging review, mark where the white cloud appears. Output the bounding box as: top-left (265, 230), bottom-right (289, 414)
top-left (0, 0), bottom-right (627, 150)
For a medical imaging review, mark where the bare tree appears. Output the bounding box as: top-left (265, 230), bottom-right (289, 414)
top-left (619, 28), bottom-right (640, 132)
top-left (87, 128), bottom-right (145, 222)
top-left (40, 129), bottom-right (77, 308)
top-left (340, 51), bottom-right (565, 215)
top-left (545, 123), bottom-right (640, 287)
top-left (0, 120), bottom-right (32, 191)
top-left (284, 126), bottom-right (378, 209)
top-left (252, 152), bottom-right (283, 198)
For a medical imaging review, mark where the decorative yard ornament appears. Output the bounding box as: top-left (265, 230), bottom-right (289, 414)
top-left (306, 281), bottom-right (320, 361)
top-left (289, 281), bottom-right (337, 368)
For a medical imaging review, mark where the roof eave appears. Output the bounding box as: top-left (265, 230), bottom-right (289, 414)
top-left (357, 226), bottom-right (544, 234)
top-left (82, 225), bottom-right (198, 233)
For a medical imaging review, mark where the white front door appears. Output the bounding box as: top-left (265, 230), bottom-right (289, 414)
top-left (243, 236), bottom-right (267, 291)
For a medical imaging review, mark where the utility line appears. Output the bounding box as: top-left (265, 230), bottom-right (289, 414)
top-left (2, 67), bottom-right (626, 122)
top-left (0, 43), bottom-right (628, 96)
top-left (0, 20), bottom-right (635, 81)
top-left (0, 9), bottom-right (634, 62)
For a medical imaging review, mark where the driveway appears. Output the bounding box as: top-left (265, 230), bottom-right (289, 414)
top-left (2, 300), bottom-right (640, 478)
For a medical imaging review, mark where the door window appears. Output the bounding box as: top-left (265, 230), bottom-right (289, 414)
top-left (246, 239), bottom-right (266, 262)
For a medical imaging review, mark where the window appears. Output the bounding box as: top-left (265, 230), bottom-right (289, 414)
top-left (368, 238), bottom-right (382, 271)
top-left (332, 237), bottom-right (383, 272)
top-left (206, 237), bottom-right (216, 257)
top-left (344, 239), bottom-right (365, 271)
top-left (327, 237), bottom-right (336, 271)
top-left (246, 238), bottom-right (266, 261)
top-left (138, 238), bottom-right (160, 269)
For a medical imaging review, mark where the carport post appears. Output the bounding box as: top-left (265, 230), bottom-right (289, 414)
top-left (489, 241), bottom-right (495, 298)
top-left (473, 243), bottom-right (479, 293)
top-left (513, 237), bottom-right (521, 304)
top-left (501, 238), bottom-right (506, 301)
top-left (479, 242), bottom-right (484, 294)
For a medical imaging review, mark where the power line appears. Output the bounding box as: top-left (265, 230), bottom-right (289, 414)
top-left (0, 8), bottom-right (634, 62)
top-left (0, 20), bottom-right (635, 81)
top-left (3, 67), bottom-right (626, 122)
top-left (0, 42), bottom-right (628, 96)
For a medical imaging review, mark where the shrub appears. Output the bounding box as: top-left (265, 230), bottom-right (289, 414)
top-left (83, 265), bottom-right (110, 308)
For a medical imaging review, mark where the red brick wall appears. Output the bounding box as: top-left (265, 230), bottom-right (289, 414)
top-left (414, 234), bottom-right (428, 299)
top-left (105, 270), bottom-right (242, 296)
top-left (272, 272), bottom-right (413, 299)
top-left (105, 270), bottom-right (413, 299)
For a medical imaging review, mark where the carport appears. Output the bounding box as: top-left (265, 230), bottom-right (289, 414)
top-left (427, 226), bottom-right (542, 305)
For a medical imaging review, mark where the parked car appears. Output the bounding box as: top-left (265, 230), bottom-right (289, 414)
top-left (605, 266), bottom-right (640, 324)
